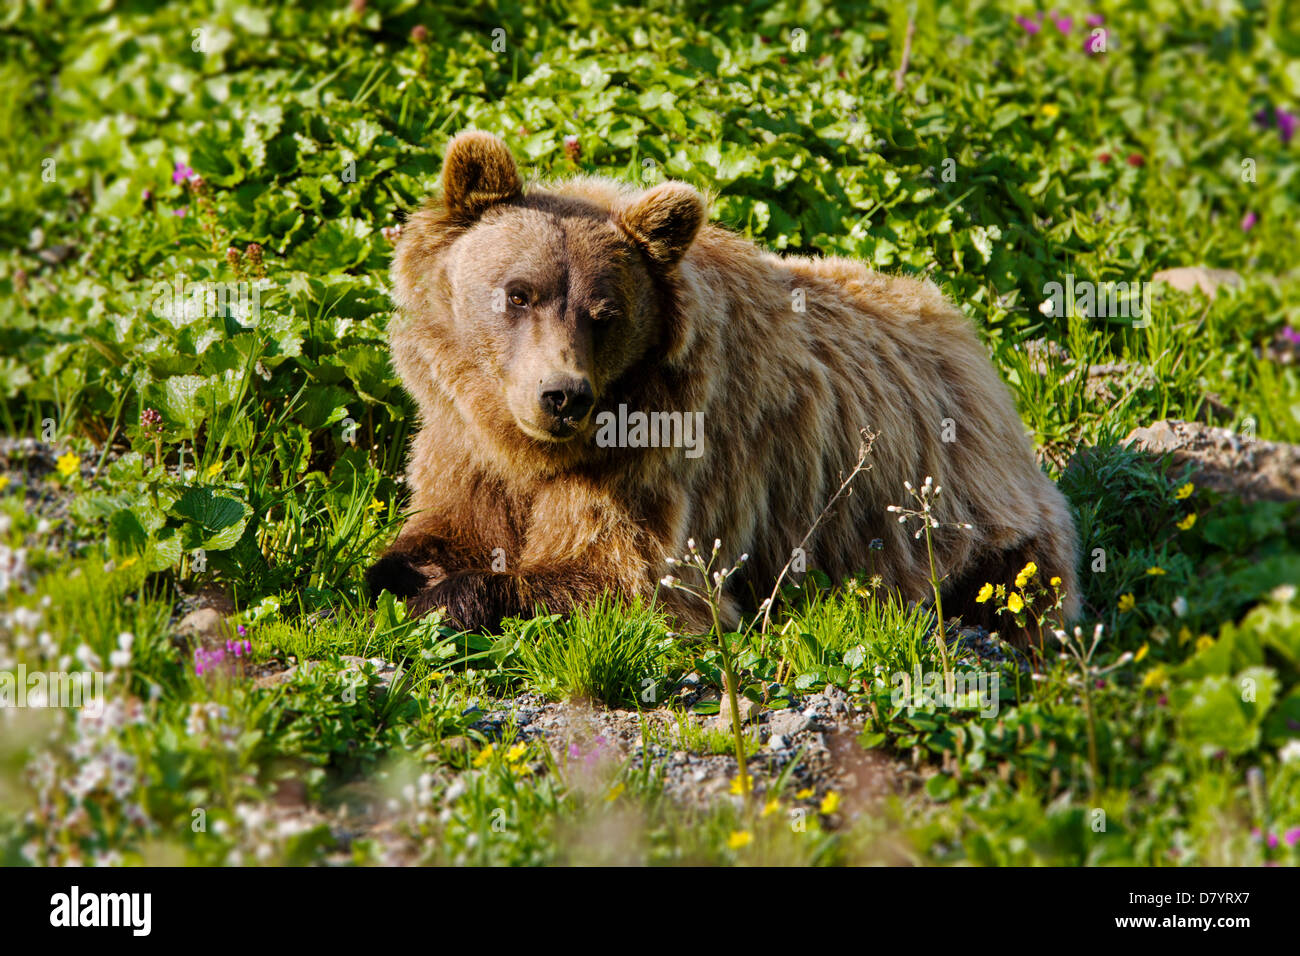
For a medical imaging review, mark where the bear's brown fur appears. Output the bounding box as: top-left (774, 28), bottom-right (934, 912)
top-left (367, 130), bottom-right (1080, 643)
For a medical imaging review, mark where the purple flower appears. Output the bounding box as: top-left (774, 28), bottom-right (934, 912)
top-left (1267, 832), bottom-right (1280, 849)
top-left (173, 208), bottom-right (187, 217)
top-left (1278, 109), bottom-right (1296, 146)
top-left (172, 161), bottom-right (196, 184)
top-left (1285, 828), bottom-right (1300, 847)
top-left (1052, 13), bottom-right (1073, 33)
top-left (1086, 14), bottom-right (1104, 27)
top-left (1015, 14), bottom-right (1041, 34)
top-left (141, 189), bottom-right (152, 201)
top-left (1280, 326), bottom-right (1300, 346)
top-left (568, 742), bottom-right (581, 759)
top-left (1242, 211), bottom-right (1259, 232)
top-left (237, 624), bottom-right (247, 637)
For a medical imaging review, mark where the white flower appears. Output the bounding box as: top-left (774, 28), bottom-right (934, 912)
top-left (1172, 596), bottom-right (1188, 618)
top-left (1279, 740), bottom-right (1300, 764)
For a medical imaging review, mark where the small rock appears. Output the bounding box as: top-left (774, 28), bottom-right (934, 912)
top-left (769, 709), bottom-right (812, 737)
top-left (768, 733), bottom-right (789, 751)
top-left (1151, 266), bottom-right (1242, 299)
top-left (175, 607), bottom-right (232, 643)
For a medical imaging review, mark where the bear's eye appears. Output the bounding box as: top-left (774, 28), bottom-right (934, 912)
top-left (507, 290), bottom-right (529, 308)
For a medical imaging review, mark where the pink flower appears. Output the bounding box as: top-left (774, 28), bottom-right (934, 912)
top-left (1086, 14), bottom-right (1104, 27)
top-left (1016, 14), bottom-right (1042, 33)
top-left (172, 161), bottom-right (196, 184)
top-left (1052, 13), bottom-right (1073, 32)
top-left (1285, 828), bottom-right (1300, 846)
top-left (1242, 211), bottom-right (1259, 232)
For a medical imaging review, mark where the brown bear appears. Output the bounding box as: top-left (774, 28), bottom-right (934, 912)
top-left (366, 130), bottom-right (1080, 643)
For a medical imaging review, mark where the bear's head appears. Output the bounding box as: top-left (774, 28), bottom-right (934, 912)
top-left (390, 131), bottom-right (706, 457)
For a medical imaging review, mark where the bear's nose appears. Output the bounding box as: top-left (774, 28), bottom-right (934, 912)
top-left (538, 375), bottom-right (595, 423)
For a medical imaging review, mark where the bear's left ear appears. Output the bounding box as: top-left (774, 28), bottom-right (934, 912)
top-left (616, 182), bottom-right (706, 269)
top-left (441, 130), bottom-right (522, 220)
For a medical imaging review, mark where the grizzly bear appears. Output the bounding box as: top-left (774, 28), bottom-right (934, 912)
top-left (366, 130), bottom-right (1080, 643)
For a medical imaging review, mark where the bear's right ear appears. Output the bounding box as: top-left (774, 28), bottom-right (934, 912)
top-left (440, 131), bottom-right (522, 219)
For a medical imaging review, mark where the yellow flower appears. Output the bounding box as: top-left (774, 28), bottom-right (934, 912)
top-left (118, 555), bottom-right (138, 570)
top-left (472, 744), bottom-right (494, 768)
top-left (429, 671), bottom-right (446, 681)
top-left (205, 461), bottom-right (222, 479)
top-left (0, 474), bottom-right (9, 491)
top-left (762, 798), bottom-right (781, 818)
top-left (820, 791), bottom-right (841, 815)
top-left (1050, 576), bottom-right (1061, 587)
top-left (506, 744), bottom-right (527, 763)
top-left (367, 497), bottom-right (384, 513)
top-left (1118, 593), bottom-right (1136, 613)
top-left (1040, 103), bottom-right (1061, 118)
top-left (727, 830), bottom-right (753, 850)
top-left (1134, 642), bottom-right (1149, 663)
top-left (1196, 635), bottom-right (1215, 653)
top-left (976, 582), bottom-right (994, 604)
top-left (56, 452), bottom-right (79, 480)
top-left (605, 782), bottom-right (625, 802)
top-left (730, 777), bottom-right (746, 796)
top-left (1006, 592), bottom-right (1024, 614)
top-left (1175, 482), bottom-right (1194, 500)
top-left (1146, 566), bottom-right (1167, 576)
top-left (1177, 627), bottom-right (1191, 645)
top-left (1015, 562), bottom-right (1038, 588)
top-left (1141, 666), bottom-right (1167, 690)
top-left (1177, 513), bottom-right (1196, 531)
top-left (795, 787), bottom-right (814, 800)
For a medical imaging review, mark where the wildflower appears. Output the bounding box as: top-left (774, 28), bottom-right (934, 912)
top-left (1280, 109), bottom-right (1297, 146)
top-left (1195, 635), bottom-right (1215, 653)
top-left (0, 474), bottom-right (8, 492)
top-left (410, 24), bottom-right (428, 44)
top-left (1285, 828), bottom-right (1300, 847)
top-left (55, 452), bottom-right (79, 480)
top-left (1015, 562), bottom-right (1038, 588)
top-left (367, 497), bottom-right (384, 513)
top-left (1146, 566), bottom-right (1166, 576)
top-left (1052, 14), bottom-right (1073, 33)
top-left (1118, 593), bottom-right (1136, 612)
top-left (1015, 14), bottom-right (1041, 33)
top-left (1242, 211), bottom-right (1259, 232)
top-left (1126, 153), bottom-right (1144, 167)
top-left (172, 161), bottom-right (196, 184)
top-left (727, 830), bottom-right (753, 850)
top-left (762, 798), bottom-right (781, 818)
top-left (1141, 666), bottom-right (1166, 689)
top-left (1177, 513), bottom-right (1196, 531)
top-left (976, 582), bottom-right (994, 603)
top-left (205, 461), bottom-right (222, 479)
top-left (1174, 482), bottom-right (1194, 500)
top-left (564, 136), bottom-right (581, 162)
top-left (472, 744), bottom-right (494, 768)
top-left (1050, 576), bottom-right (1062, 587)
top-left (1041, 103), bottom-right (1060, 118)
top-left (605, 782), bottom-right (624, 802)
top-left (1177, 626), bottom-right (1192, 644)
top-left (1098, 152), bottom-right (1112, 163)
top-left (1086, 14), bottom-right (1104, 27)
top-left (1172, 596), bottom-right (1189, 618)
top-left (820, 791), bottom-right (841, 815)
top-left (1134, 643), bottom-right (1149, 662)
top-left (730, 776), bottom-right (746, 796)
top-left (795, 787), bottom-right (814, 799)
top-left (506, 744), bottom-right (527, 763)
top-left (1006, 592), bottom-right (1024, 614)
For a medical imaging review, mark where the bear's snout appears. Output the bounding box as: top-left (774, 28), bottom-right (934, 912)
top-left (537, 374), bottom-right (595, 432)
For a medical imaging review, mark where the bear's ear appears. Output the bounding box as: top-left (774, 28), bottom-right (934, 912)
top-left (616, 182), bottom-right (706, 269)
top-left (440, 131), bottom-right (522, 219)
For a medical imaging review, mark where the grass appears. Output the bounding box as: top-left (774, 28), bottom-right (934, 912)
top-left (1, 0), bottom-right (1299, 866)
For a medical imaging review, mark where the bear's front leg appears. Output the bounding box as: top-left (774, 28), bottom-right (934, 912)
top-left (407, 565), bottom-right (621, 633)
